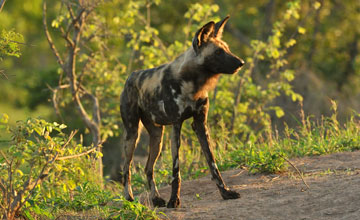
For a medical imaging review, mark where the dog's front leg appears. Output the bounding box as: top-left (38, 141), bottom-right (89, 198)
top-left (192, 100), bottom-right (240, 200)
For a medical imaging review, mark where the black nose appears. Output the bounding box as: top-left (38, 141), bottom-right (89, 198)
top-left (238, 58), bottom-right (245, 67)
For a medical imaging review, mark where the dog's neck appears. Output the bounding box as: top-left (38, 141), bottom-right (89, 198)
top-left (168, 48), bottom-right (220, 100)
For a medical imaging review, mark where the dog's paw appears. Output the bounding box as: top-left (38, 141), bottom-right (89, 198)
top-left (152, 196), bottom-right (166, 207)
top-left (125, 195), bottom-right (135, 202)
top-left (167, 197), bottom-right (181, 208)
top-left (221, 189), bottom-right (240, 200)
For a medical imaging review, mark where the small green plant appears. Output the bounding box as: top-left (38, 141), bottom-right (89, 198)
top-left (0, 115), bottom-right (98, 219)
top-left (195, 193), bottom-right (201, 200)
top-left (50, 181), bottom-right (113, 211)
top-left (0, 114), bottom-right (165, 219)
top-left (108, 198), bottom-right (163, 220)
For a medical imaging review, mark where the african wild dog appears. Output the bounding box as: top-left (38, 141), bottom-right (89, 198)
top-left (120, 16), bottom-right (244, 208)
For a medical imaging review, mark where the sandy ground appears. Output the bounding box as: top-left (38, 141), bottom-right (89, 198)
top-left (152, 151), bottom-right (360, 220)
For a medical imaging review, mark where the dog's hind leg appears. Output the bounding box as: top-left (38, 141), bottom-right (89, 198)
top-left (121, 98), bottom-right (141, 202)
top-left (122, 123), bottom-right (140, 201)
top-left (141, 116), bottom-right (166, 207)
top-left (167, 122), bottom-right (182, 208)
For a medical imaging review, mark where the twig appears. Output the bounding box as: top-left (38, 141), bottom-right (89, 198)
top-left (0, 70), bottom-right (8, 80)
top-left (59, 26), bottom-right (75, 48)
top-left (0, 0), bottom-right (6, 12)
top-left (61, 130), bottom-right (78, 150)
top-left (282, 156), bottom-right (310, 190)
top-left (65, 1), bottom-right (76, 21)
top-left (230, 170), bottom-right (245, 178)
top-left (0, 179), bottom-right (6, 200)
top-left (56, 146), bottom-right (97, 160)
top-left (55, 130), bottom-right (99, 160)
top-left (46, 83), bottom-right (70, 122)
top-left (79, 85), bottom-right (100, 125)
top-left (43, 0), bottom-right (64, 67)
top-left (0, 150), bottom-right (10, 165)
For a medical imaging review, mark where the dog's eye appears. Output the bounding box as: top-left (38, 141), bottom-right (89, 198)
top-left (215, 49), bottom-right (222, 55)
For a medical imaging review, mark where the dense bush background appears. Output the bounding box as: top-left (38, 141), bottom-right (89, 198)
top-left (0, 0), bottom-right (359, 218)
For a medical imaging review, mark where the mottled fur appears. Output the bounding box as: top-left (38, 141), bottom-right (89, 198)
top-left (120, 16), bottom-right (244, 208)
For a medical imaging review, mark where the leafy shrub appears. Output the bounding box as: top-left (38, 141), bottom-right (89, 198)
top-left (0, 114), bottom-right (100, 219)
top-left (0, 114), bottom-right (164, 219)
top-left (0, 29), bottom-right (24, 60)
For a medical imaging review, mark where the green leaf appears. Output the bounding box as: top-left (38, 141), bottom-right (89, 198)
top-left (314, 1), bottom-right (321, 10)
top-left (275, 108), bottom-right (285, 118)
top-left (0, 113), bottom-right (9, 123)
top-left (298, 26), bottom-right (306, 34)
top-left (59, 124), bottom-right (67, 129)
top-left (285, 39), bottom-right (296, 48)
top-left (271, 49), bottom-right (280, 58)
top-left (16, 169), bottom-right (24, 176)
top-left (272, 36), bottom-right (280, 47)
top-left (51, 20), bottom-right (59, 28)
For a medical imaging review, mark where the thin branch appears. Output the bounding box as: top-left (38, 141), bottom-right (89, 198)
top-left (43, 0), bottom-right (64, 67)
top-left (0, 0), bottom-right (6, 12)
top-left (59, 26), bottom-right (75, 48)
top-left (61, 130), bottom-right (78, 150)
top-left (282, 156), bottom-right (310, 190)
top-left (56, 146), bottom-right (97, 160)
top-left (76, 56), bottom-right (93, 93)
top-left (66, 6), bottom-right (85, 35)
top-left (7, 161), bottom-right (12, 215)
top-left (46, 84), bottom-right (70, 122)
top-left (79, 85), bottom-right (100, 125)
top-left (0, 150), bottom-right (10, 165)
top-left (0, 178), bottom-right (6, 195)
top-left (0, 70), bottom-right (8, 80)
top-left (65, 1), bottom-right (97, 41)
top-left (0, 202), bottom-right (5, 211)
top-left (65, 1), bottom-right (76, 21)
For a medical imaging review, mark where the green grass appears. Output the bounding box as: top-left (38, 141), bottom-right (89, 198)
top-left (23, 182), bottom-right (162, 220)
top-left (22, 107), bottom-right (360, 219)
top-left (3, 103), bottom-right (360, 219)
top-left (0, 116), bottom-right (163, 220)
top-left (130, 104), bottom-right (360, 194)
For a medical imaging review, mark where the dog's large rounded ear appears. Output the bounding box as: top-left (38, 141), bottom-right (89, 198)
top-left (214, 16), bottom-right (230, 38)
top-left (192, 21), bottom-right (215, 54)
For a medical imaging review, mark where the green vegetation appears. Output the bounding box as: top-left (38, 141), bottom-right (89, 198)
top-left (0, 115), bottom-right (162, 219)
top-left (0, 0), bottom-right (360, 219)
top-left (130, 101), bottom-right (360, 194)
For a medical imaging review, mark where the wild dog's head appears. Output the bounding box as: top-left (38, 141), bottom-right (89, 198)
top-left (192, 16), bottom-right (244, 74)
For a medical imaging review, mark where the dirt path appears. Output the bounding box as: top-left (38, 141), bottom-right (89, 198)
top-left (154, 151), bottom-right (360, 220)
